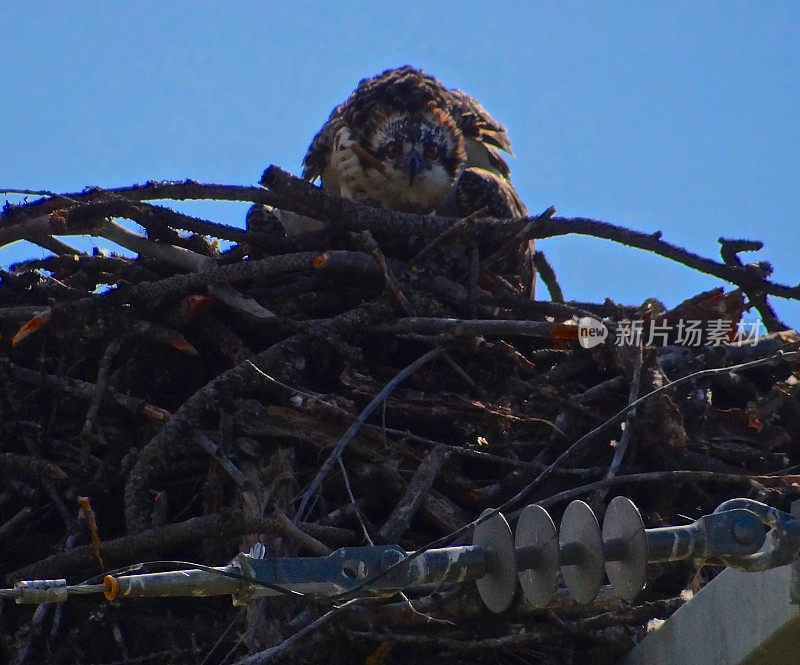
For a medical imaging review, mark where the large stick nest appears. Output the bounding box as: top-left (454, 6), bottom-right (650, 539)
top-left (1, 168), bottom-right (799, 665)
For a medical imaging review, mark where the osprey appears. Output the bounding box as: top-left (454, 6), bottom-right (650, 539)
top-left (248, 66), bottom-right (534, 295)
top-left (302, 65), bottom-right (528, 219)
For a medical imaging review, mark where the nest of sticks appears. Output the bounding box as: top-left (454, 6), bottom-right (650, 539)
top-left (1, 167), bottom-right (800, 664)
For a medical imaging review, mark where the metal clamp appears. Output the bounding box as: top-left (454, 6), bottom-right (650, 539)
top-left (711, 498), bottom-right (800, 571)
top-left (13, 579), bottom-right (68, 604)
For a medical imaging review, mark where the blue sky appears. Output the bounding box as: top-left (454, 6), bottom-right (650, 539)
top-left (3, 2), bottom-right (799, 326)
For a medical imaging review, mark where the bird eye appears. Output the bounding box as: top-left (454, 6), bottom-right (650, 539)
top-left (386, 142), bottom-right (401, 160)
top-left (424, 143), bottom-right (439, 160)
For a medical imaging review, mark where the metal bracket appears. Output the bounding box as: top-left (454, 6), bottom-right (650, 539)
top-left (234, 543), bottom-right (487, 602)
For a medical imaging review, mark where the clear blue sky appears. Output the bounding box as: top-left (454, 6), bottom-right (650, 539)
top-left (3, 2), bottom-right (799, 326)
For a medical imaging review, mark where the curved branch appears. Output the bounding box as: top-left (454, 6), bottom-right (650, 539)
top-left (1, 181), bottom-right (285, 226)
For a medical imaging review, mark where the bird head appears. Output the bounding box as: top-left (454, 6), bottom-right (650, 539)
top-left (365, 109), bottom-right (466, 213)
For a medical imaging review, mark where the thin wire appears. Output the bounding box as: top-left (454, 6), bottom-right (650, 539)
top-left (338, 458), bottom-right (373, 545)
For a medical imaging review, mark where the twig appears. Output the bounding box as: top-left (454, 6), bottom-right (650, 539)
top-left (374, 317), bottom-right (559, 338)
top-left (9, 601), bottom-right (52, 665)
top-left (5, 361), bottom-right (170, 421)
top-left (601, 344), bottom-right (644, 486)
top-left (1, 181), bottom-right (284, 226)
top-left (232, 599), bottom-right (364, 665)
top-left (124, 335), bottom-right (303, 531)
top-left (349, 596), bottom-right (683, 652)
top-left (522, 469), bottom-right (800, 514)
top-left (0, 305), bottom-right (54, 321)
top-left (531, 249), bottom-right (565, 302)
top-left (0, 453), bottom-right (67, 480)
top-left (94, 218), bottom-right (278, 320)
top-left (273, 510), bottom-right (331, 556)
top-left (13, 250), bottom-right (369, 335)
top-left (193, 431), bottom-right (252, 490)
top-left (0, 187), bottom-right (64, 197)
top-left (0, 507), bottom-right (33, 541)
top-left (467, 239), bottom-right (480, 317)
top-left (338, 458), bottom-right (374, 544)
top-left (359, 230), bottom-right (414, 315)
top-left (480, 204), bottom-right (554, 269)
top-left (0, 215), bottom-right (70, 249)
top-left (379, 445), bottom-right (451, 543)
top-left (121, 249), bottom-right (375, 306)
top-left (440, 350), bottom-right (479, 391)
top-left (7, 510), bottom-right (353, 583)
top-left (717, 237), bottom-right (788, 332)
top-left (25, 234), bottom-right (83, 257)
top-left (21, 435), bottom-right (74, 532)
top-left (411, 207), bottom-right (484, 264)
top-left (294, 346), bottom-right (444, 522)
top-left (81, 334), bottom-right (131, 440)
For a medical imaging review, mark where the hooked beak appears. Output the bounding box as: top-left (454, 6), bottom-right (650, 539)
top-left (404, 150), bottom-right (425, 184)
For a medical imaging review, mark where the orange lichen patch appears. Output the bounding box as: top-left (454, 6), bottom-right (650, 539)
top-left (142, 404), bottom-right (171, 421)
top-left (550, 323), bottom-right (579, 340)
top-left (11, 309), bottom-right (52, 347)
top-left (747, 410), bottom-right (763, 431)
top-left (184, 295), bottom-right (214, 317)
top-left (313, 253), bottom-right (329, 269)
top-left (168, 334), bottom-right (199, 356)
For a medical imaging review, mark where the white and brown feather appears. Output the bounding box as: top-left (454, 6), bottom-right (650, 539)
top-left (302, 66), bottom-right (527, 218)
